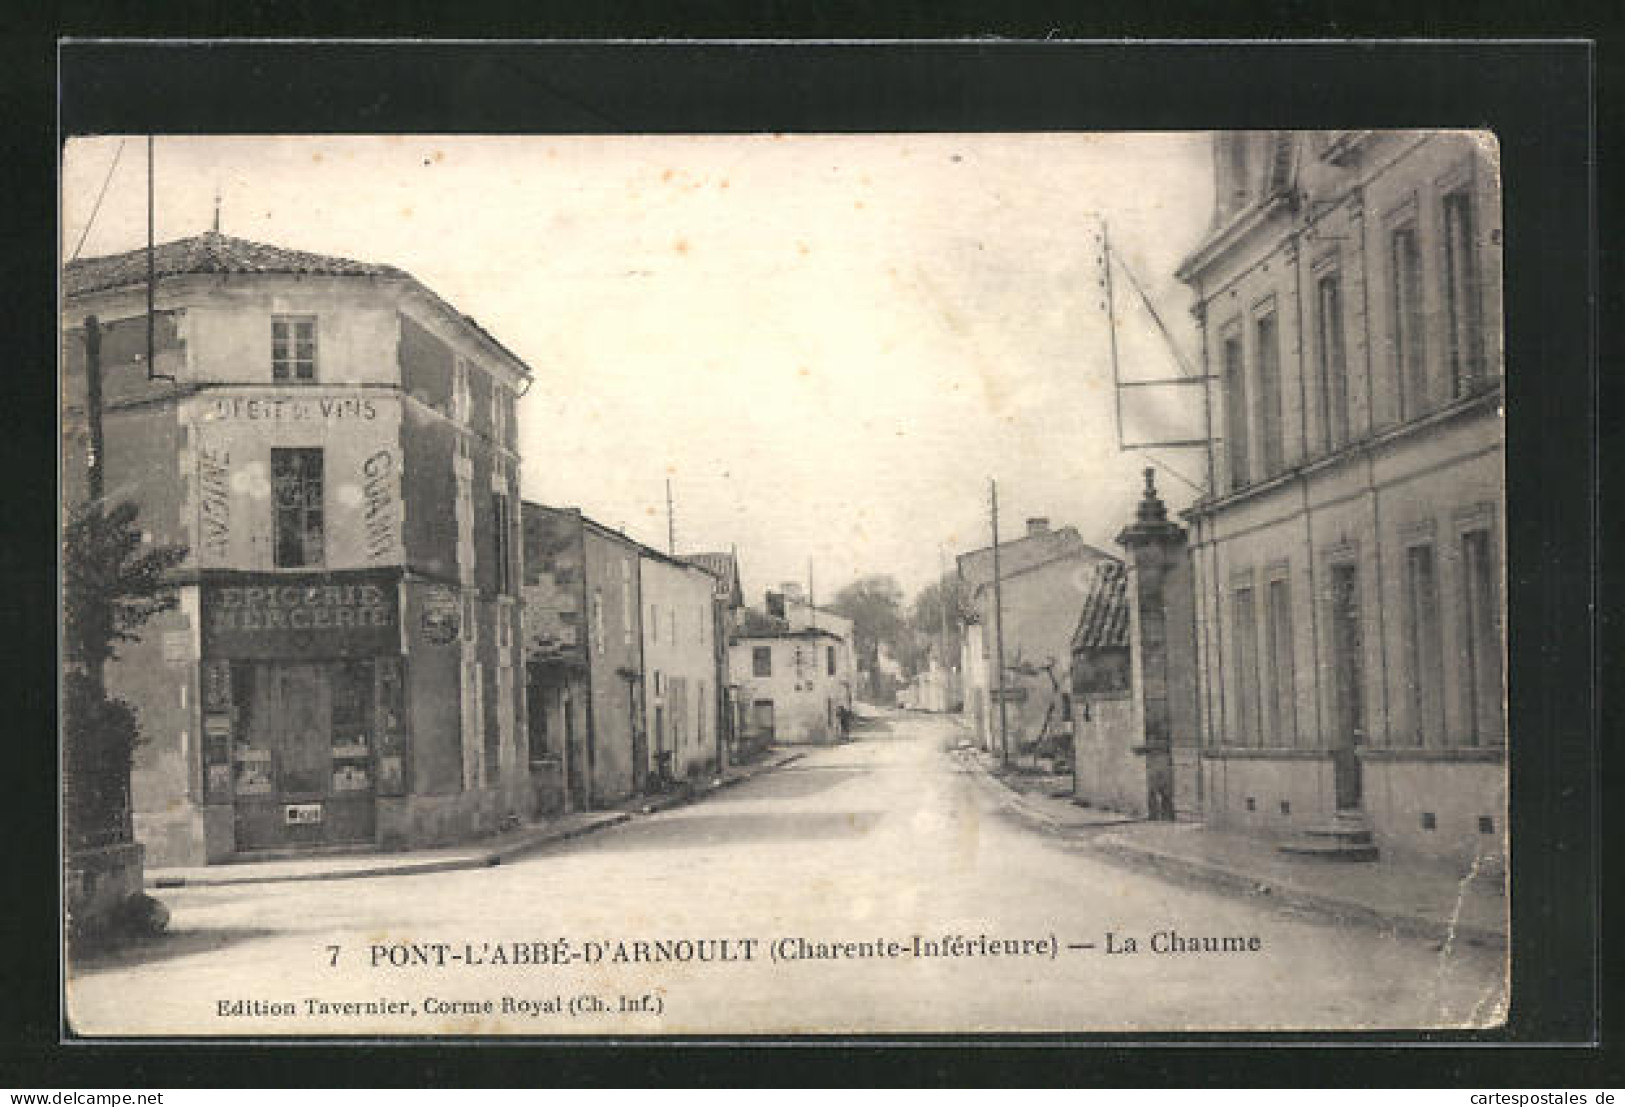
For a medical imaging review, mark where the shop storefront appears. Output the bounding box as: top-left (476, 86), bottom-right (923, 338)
top-left (199, 569), bottom-right (407, 854)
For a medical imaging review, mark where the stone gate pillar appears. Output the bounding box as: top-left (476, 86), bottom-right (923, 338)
top-left (1117, 469), bottom-right (1192, 821)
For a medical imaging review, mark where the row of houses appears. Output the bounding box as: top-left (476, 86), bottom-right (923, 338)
top-left (61, 231), bottom-right (854, 867)
top-left (959, 130), bottom-right (1506, 873)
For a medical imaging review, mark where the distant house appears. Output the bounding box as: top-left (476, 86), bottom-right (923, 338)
top-left (680, 549), bottom-right (747, 768)
top-left (641, 553), bottom-right (725, 784)
top-left (522, 505), bottom-right (724, 805)
top-left (728, 625), bottom-right (854, 747)
top-left (681, 550), bottom-right (746, 632)
top-left (1068, 559), bottom-right (1140, 813)
top-left (521, 505), bottom-right (647, 810)
top-left (957, 518), bottom-right (1113, 759)
top-left (902, 649), bottom-right (960, 713)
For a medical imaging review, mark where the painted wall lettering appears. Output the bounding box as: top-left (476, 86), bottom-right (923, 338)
top-left (362, 449), bottom-right (398, 560)
top-left (197, 445), bottom-right (232, 559)
top-left (212, 396), bottom-right (378, 421)
top-left (201, 571), bottom-right (401, 660)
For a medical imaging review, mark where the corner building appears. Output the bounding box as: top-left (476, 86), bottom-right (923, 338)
top-left (1177, 132), bottom-right (1506, 868)
top-left (62, 233), bottom-right (531, 864)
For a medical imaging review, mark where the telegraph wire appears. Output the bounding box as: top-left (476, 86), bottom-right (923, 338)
top-left (70, 138), bottom-right (126, 262)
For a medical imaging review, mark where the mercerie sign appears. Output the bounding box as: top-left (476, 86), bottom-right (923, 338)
top-left (202, 570), bottom-right (399, 659)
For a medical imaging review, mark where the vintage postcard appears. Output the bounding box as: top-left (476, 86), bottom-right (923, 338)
top-left (60, 130), bottom-right (1508, 1036)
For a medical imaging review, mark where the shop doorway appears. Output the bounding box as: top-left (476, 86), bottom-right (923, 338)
top-left (233, 660), bottom-right (377, 852)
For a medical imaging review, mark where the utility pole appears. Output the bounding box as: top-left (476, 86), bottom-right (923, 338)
top-left (937, 544), bottom-right (951, 703)
top-left (146, 136), bottom-right (155, 381)
top-left (1102, 220), bottom-right (1125, 452)
top-left (990, 478), bottom-right (1010, 769)
top-left (84, 315), bottom-right (104, 511)
top-left (665, 478), bottom-right (675, 555)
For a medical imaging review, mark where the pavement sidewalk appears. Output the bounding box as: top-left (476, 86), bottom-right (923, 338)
top-left (955, 744), bottom-right (1507, 950)
top-left (146, 749), bottom-right (804, 890)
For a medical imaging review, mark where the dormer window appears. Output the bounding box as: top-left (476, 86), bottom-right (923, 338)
top-left (272, 315), bottom-right (316, 381)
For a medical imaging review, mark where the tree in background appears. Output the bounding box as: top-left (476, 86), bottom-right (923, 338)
top-left (828, 574), bottom-right (909, 702)
top-left (909, 573), bottom-right (969, 672)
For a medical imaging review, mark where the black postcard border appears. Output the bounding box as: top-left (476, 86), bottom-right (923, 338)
top-left (6, 34), bottom-right (1604, 1087)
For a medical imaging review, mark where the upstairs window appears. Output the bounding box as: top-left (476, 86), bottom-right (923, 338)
top-left (272, 315), bottom-right (316, 382)
top-left (492, 387), bottom-right (510, 449)
top-left (492, 492), bottom-right (513, 595)
top-left (453, 360), bottom-right (472, 424)
top-left (1222, 332), bottom-right (1250, 491)
top-left (271, 447), bottom-right (324, 567)
top-left (752, 646), bottom-right (772, 678)
top-left (1442, 189), bottom-right (1487, 396)
top-left (1255, 310), bottom-right (1284, 477)
top-left (1390, 223), bottom-right (1429, 420)
top-left (1315, 270), bottom-right (1351, 452)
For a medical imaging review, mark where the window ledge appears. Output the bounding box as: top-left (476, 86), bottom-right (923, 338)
top-left (1201, 746), bottom-right (1329, 761)
top-left (1358, 745), bottom-right (1505, 763)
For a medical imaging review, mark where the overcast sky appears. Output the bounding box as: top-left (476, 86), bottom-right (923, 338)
top-left (63, 133), bottom-right (1215, 603)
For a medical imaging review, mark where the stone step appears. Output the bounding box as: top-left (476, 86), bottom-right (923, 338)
top-left (1301, 825), bottom-right (1376, 844)
top-left (1277, 840), bottom-right (1380, 863)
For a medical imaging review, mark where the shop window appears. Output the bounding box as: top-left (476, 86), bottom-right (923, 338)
top-left (271, 447), bottom-right (324, 568)
top-left (1222, 332), bottom-right (1250, 490)
top-left (1264, 576), bottom-right (1297, 745)
top-left (1255, 310), bottom-right (1285, 476)
top-left (1391, 223), bottom-right (1429, 419)
top-left (1315, 268), bottom-right (1351, 451)
top-left (1231, 585), bottom-right (1262, 745)
top-left (1461, 527), bottom-right (1504, 746)
top-left (753, 646), bottom-right (772, 678)
top-left (1443, 188), bottom-right (1487, 396)
top-left (331, 660), bottom-right (375, 795)
top-left (272, 315), bottom-right (316, 382)
top-left (1402, 543), bottom-right (1446, 745)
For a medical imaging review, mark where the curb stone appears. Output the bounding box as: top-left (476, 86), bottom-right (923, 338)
top-left (147, 750), bottom-right (807, 890)
top-left (954, 745), bottom-right (1507, 951)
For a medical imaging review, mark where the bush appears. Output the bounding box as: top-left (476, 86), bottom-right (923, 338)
top-left (63, 670), bottom-right (141, 850)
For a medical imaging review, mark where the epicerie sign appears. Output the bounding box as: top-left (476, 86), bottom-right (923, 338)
top-left (203, 571), bottom-right (399, 659)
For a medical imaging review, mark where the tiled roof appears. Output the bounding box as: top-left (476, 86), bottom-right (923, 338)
top-left (63, 231), bottom-right (407, 298)
top-left (1070, 559), bottom-right (1130, 652)
top-left (680, 551), bottom-right (744, 605)
top-left (681, 552), bottom-right (735, 581)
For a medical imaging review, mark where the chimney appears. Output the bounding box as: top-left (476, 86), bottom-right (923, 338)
top-left (1026, 517), bottom-right (1051, 537)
